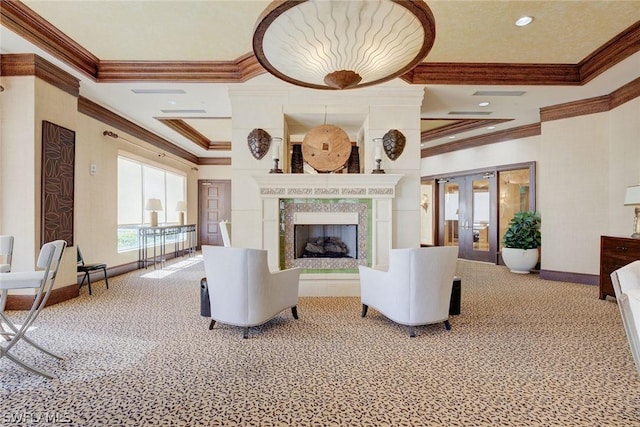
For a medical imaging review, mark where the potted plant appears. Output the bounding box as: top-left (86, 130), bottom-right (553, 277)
top-left (502, 211), bottom-right (541, 274)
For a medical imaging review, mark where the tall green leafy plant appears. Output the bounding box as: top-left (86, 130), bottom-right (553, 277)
top-left (503, 211), bottom-right (541, 249)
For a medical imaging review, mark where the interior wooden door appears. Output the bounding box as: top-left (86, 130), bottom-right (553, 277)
top-left (198, 180), bottom-right (231, 247)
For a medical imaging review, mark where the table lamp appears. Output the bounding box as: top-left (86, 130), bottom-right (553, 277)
top-left (176, 201), bottom-right (187, 225)
top-left (145, 198), bottom-right (163, 227)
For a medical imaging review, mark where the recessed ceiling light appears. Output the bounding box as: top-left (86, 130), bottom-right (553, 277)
top-left (487, 126), bottom-right (496, 130)
top-left (478, 102), bottom-right (490, 107)
top-left (168, 100), bottom-right (177, 105)
top-left (448, 136), bottom-right (456, 139)
top-left (420, 143), bottom-right (425, 148)
top-left (515, 16), bottom-right (534, 27)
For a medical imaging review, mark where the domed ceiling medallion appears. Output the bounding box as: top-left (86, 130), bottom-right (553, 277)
top-left (253, 0), bottom-right (436, 90)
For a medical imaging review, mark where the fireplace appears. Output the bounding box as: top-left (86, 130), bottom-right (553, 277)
top-left (294, 211), bottom-right (359, 259)
top-left (295, 225), bottom-right (357, 259)
top-left (252, 174), bottom-right (402, 295)
top-left (281, 200), bottom-right (369, 272)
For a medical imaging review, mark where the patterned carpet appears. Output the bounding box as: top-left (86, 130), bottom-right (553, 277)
top-left (1, 255), bottom-right (639, 426)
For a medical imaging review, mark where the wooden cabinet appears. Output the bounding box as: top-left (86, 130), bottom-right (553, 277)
top-left (599, 236), bottom-right (640, 300)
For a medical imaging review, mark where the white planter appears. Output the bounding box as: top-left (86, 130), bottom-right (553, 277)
top-left (502, 247), bottom-right (539, 274)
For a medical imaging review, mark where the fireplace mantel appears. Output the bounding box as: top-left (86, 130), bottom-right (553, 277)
top-left (252, 174), bottom-right (403, 199)
top-left (253, 173), bottom-right (403, 296)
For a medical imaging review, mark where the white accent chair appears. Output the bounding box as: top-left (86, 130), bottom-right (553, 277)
top-left (202, 246), bottom-right (301, 339)
top-left (0, 239), bottom-right (67, 378)
top-left (0, 235), bottom-right (14, 273)
top-left (359, 246), bottom-right (459, 337)
top-left (219, 221), bottom-right (231, 247)
top-left (611, 260), bottom-right (640, 374)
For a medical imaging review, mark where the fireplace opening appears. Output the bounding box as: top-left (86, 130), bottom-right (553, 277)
top-left (294, 225), bottom-right (358, 259)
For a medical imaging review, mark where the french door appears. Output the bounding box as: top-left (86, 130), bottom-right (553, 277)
top-left (439, 173), bottom-right (497, 262)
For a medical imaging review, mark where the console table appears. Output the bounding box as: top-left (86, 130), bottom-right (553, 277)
top-left (138, 224), bottom-right (197, 269)
top-left (599, 235), bottom-right (640, 300)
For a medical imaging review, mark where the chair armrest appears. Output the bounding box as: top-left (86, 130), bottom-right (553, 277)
top-left (270, 267), bottom-right (301, 282)
top-left (359, 266), bottom-right (393, 304)
top-left (358, 266), bottom-right (389, 286)
top-left (0, 271), bottom-right (50, 290)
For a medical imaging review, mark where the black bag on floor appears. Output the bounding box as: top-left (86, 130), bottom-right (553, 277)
top-left (200, 277), bottom-right (211, 317)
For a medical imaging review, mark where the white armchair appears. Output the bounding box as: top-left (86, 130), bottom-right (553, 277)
top-left (611, 260), bottom-right (640, 374)
top-left (359, 246), bottom-right (459, 337)
top-left (202, 246), bottom-right (301, 339)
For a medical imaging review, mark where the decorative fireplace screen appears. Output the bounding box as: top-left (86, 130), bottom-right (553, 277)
top-left (294, 224), bottom-right (358, 259)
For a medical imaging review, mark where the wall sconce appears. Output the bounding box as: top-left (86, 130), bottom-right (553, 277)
top-left (371, 138), bottom-right (385, 174)
top-left (145, 198), bottom-right (163, 227)
top-left (269, 137), bottom-right (283, 174)
top-left (421, 194), bottom-right (430, 212)
top-left (624, 184), bottom-right (640, 238)
top-left (175, 201), bottom-right (187, 226)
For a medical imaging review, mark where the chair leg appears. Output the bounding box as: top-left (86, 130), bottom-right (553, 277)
top-left (103, 267), bottom-right (109, 290)
top-left (361, 304), bottom-right (368, 318)
top-left (291, 306), bottom-right (298, 319)
top-left (243, 327), bottom-right (249, 339)
top-left (409, 326), bottom-right (416, 338)
top-left (1, 349), bottom-right (56, 379)
top-left (208, 320), bottom-right (216, 330)
top-left (79, 272), bottom-right (88, 291)
top-left (86, 273), bottom-right (93, 295)
top-left (444, 320), bottom-right (451, 330)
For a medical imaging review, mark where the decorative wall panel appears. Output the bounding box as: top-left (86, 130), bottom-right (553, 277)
top-left (41, 120), bottom-right (75, 246)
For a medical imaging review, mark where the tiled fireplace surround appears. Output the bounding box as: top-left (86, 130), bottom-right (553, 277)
top-left (253, 174), bottom-right (402, 296)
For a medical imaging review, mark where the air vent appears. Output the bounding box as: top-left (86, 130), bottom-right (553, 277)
top-left (473, 91), bottom-right (526, 96)
top-left (448, 111), bottom-right (493, 116)
top-left (132, 89), bottom-right (186, 94)
top-left (160, 109), bottom-right (207, 114)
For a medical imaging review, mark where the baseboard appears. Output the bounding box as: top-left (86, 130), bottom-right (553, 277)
top-left (5, 283), bottom-right (79, 310)
top-left (539, 269), bottom-right (598, 285)
top-left (6, 261), bottom-right (141, 310)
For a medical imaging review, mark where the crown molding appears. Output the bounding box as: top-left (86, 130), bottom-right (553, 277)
top-left (3, 0), bottom-right (638, 87)
top-left (579, 21), bottom-right (640, 84)
top-left (198, 157), bottom-right (231, 166)
top-left (421, 118), bottom-right (512, 142)
top-left (0, 53), bottom-right (80, 97)
top-left (157, 118), bottom-right (232, 151)
top-left (78, 96), bottom-right (198, 164)
top-left (421, 123), bottom-right (541, 158)
top-left (97, 53), bottom-right (264, 83)
top-left (405, 63), bottom-right (581, 86)
top-left (540, 76), bottom-right (640, 122)
top-left (0, 0), bottom-right (98, 78)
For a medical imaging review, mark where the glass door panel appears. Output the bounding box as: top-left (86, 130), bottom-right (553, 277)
top-left (498, 169), bottom-right (531, 251)
top-left (443, 182), bottom-right (459, 247)
top-left (439, 174), bottom-right (497, 263)
top-left (472, 179), bottom-right (490, 252)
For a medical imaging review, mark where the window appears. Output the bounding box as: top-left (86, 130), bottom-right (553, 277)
top-left (117, 155), bottom-right (186, 252)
